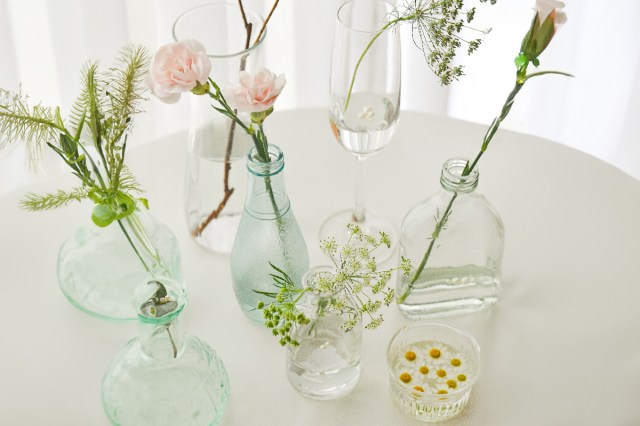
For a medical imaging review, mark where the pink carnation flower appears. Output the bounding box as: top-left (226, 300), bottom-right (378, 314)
top-left (146, 39), bottom-right (211, 104)
top-left (225, 68), bottom-right (286, 113)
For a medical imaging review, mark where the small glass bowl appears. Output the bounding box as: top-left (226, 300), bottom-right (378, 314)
top-left (387, 323), bottom-right (481, 423)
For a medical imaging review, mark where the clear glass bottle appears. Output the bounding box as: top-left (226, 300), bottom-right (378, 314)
top-left (57, 211), bottom-right (182, 322)
top-left (287, 266), bottom-right (362, 399)
top-left (397, 158), bottom-right (504, 319)
top-left (173, 3), bottom-right (265, 253)
top-left (230, 144), bottom-right (309, 322)
top-left (102, 278), bottom-right (230, 426)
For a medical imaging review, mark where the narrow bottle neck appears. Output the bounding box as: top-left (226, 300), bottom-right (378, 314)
top-left (245, 145), bottom-right (290, 219)
top-left (139, 318), bottom-right (184, 361)
top-left (440, 158), bottom-right (479, 194)
top-left (300, 266), bottom-right (359, 321)
top-left (134, 278), bottom-right (186, 361)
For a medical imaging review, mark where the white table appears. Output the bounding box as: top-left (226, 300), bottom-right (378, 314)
top-left (1, 109), bottom-right (640, 425)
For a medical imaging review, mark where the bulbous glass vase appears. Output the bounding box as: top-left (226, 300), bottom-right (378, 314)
top-left (57, 211), bottom-right (182, 322)
top-left (230, 145), bottom-right (309, 322)
top-left (397, 158), bottom-right (504, 319)
top-left (102, 278), bottom-right (230, 426)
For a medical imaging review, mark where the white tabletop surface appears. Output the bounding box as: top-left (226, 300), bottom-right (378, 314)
top-left (1, 108), bottom-right (640, 425)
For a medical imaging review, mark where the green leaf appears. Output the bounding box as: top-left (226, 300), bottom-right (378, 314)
top-left (269, 262), bottom-right (289, 277)
top-left (72, 109), bottom-right (86, 142)
top-left (212, 106), bottom-right (236, 121)
top-left (138, 197), bottom-right (149, 210)
top-left (92, 204), bottom-right (117, 227)
top-left (253, 290), bottom-right (279, 297)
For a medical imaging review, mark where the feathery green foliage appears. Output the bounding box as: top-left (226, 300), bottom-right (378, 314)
top-left (0, 89), bottom-right (64, 161)
top-left (256, 224), bottom-right (413, 347)
top-left (105, 44), bottom-right (149, 142)
top-left (0, 44), bottom-right (150, 227)
top-left (21, 187), bottom-right (89, 211)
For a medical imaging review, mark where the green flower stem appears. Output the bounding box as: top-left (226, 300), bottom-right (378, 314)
top-left (207, 84), bottom-right (271, 162)
top-left (344, 15), bottom-right (414, 111)
top-left (117, 218), bottom-right (151, 273)
top-left (75, 130), bottom-right (160, 275)
top-left (74, 134), bottom-right (109, 191)
top-left (206, 84), bottom-right (284, 220)
top-left (256, 123), bottom-right (270, 163)
top-left (206, 82), bottom-right (290, 269)
top-left (399, 66), bottom-right (570, 303)
top-left (165, 325), bottom-right (178, 358)
top-left (126, 213), bottom-right (163, 267)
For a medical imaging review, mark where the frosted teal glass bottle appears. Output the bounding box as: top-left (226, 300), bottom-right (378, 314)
top-left (230, 144), bottom-right (309, 322)
top-left (102, 278), bottom-right (230, 426)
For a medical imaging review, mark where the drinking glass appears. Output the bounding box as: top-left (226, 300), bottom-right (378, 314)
top-left (321, 0), bottom-right (401, 257)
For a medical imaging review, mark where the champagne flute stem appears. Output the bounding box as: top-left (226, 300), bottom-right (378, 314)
top-left (352, 155), bottom-right (366, 223)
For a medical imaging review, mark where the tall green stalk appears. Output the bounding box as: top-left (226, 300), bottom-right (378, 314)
top-left (397, 65), bottom-right (572, 304)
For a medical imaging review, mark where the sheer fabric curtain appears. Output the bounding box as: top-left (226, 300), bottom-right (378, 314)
top-left (1, 0), bottom-right (639, 193)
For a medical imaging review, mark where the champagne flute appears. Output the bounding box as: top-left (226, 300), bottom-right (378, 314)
top-left (321, 0), bottom-right (401, 258)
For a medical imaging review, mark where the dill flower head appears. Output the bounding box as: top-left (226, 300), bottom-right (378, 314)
top-left (391, 0), bottom-right (497, 85)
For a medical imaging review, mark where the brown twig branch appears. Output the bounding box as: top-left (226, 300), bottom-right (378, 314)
top-left (192, 0), bottom-right (281, 238)
top-left (191, 187), bottom-right (236, 237)
top-left (191, 1), bottom-right (253, 238)
top-left (237, 0), bottom-right (250, 29)
top-left (253, 0), bottom-right (280, 46)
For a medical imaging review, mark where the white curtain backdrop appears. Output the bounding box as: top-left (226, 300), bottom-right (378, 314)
top-left (1, 0), bottom-right (639, 192)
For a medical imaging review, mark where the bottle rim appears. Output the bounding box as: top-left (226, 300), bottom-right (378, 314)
top-left (246, 144), bottom-right (284, 177)
top-left (337, 0), bottom-right (396, 34)
top-left (440, 158), bottom-right (479, 193)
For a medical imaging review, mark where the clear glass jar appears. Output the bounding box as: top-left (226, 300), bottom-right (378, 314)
top-left (397, 158), bottom-right (504, 319)
top-left (230, 145), bottom-right (309, 322)
top-left (173, 2), bottom-right (265, 253)
top-left (102, 278), bottom-right (230, 426)
top-left (57, 211), bottom-right (182, 322)
top-left (287, 266), bottom-right (362, 399)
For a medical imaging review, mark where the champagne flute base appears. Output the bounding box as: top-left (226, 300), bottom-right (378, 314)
top-left (319, 208), bottom-right (397, 262)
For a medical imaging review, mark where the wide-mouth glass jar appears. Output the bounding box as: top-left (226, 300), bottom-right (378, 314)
top-left (387, 322), bottom-right (481, 422)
